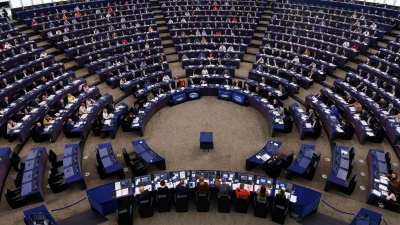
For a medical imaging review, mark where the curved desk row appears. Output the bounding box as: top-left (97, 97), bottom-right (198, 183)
top-left (130, 84), bottom-right (284, 137)
top-left (86, 169), bottom-right (321, 220)
top-left (131, 139), bottom-right (166, 170)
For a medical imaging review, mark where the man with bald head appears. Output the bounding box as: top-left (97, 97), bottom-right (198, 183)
top-left (134, 186), bottom-right (151, 202)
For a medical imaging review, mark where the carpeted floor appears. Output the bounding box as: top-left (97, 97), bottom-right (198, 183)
top-left (0, 96), bottom-right (398, 225)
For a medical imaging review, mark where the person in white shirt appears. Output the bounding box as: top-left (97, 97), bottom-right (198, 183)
top-left (40, 51), bottom-right (47, 58)
top-left (363, 30), bottom-right (370, 36)
top-left (121, 17), bottom-right (126, 22)
top-left (201, 68), bottom-right (209, 75)
top-left (256, 57), bottom-right (264, 64)
top-left (86, 97), bottom-right (95, 107)
top-left (163, 74), bottom-right (171, 82)
top-left (370, 23), bottom-right (377, 29)
top-left (102, 109), bottom-right (112, 119)
top-left (4, 42), bottom-right (11, 49)
top-left (168, 18), bottom-right (173, 24)
top-left (292, 56), bottom-right (300, 64)
top-left (106, 13), bottom-right (111, 18)
top-left (342, 41), bottom-right (350, 48)
top-left (96, 9), bottom-right (101, 14)
top-left (181, 18), bottom-right (186, 23)
top-left (56, 30), bottom-right (62, 35)
top-left (227, 46), bottom-right (234, 51)
top-left (219, 45), bottom-right (226, 51)
top-left (62, 35), bottom-right (69, 41)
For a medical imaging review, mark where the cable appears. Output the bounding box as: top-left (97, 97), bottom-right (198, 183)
top-left (50, 197), bottom-right (86, 212)
top-left (320, 199), bottom-right (355, 216)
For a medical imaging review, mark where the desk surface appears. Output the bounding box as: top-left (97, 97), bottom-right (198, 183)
top-left (288, 144), bottom-right (316, 175)
top-left (23, 204), bottom-right (58, 225)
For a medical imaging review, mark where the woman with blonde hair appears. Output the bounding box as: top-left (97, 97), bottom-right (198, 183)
top-left (196, 175), bottom-right (209, 194)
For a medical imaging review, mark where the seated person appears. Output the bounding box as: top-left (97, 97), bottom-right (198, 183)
top-left (43, 114), bottom-right (52, 125)
top-left (256, 185), bottom-right (269, 201)
top-left (67, 93), bottom-right (75, 103)
top-left (275, 188), bottom-right (287, 205)
top-left (157, 180), bottom-right (170, 195)
top-left (147, 92), bottom-right (155, 102)
top-left (86, 96), bottom-right (95, 107)
top-left (197, 175), bottom-right (209, 194)
top-left (65, 119), bottom-right (75, 131)
top-left (348, 101), bottom-right (362, 112)
top-left (383, 173), bottom-right (400, 192)
top-left (124, 112), bottom-right (135, 125)
top-left (79, 103), bottom-right (87, 115)
top-left (176, 180), bottom-right (190, 195)
top-left (216, 178), bottom-right (232, 196)
top-left (35, 122), bottom-right (44, 133)
top-left (235, 183), bottom-right (250, 199)
top-left (383, 187), bottom-right (398, 204)
top-left (134, 186), bottom-right (151, 202)
top-left (102, 109), bottom-right (112, 120)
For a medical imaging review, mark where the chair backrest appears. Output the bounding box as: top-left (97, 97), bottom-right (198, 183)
top-left (48, 149), bottom-right (57, 162)
top-left (287, 151), bottom-right (294, 163)
top-left (385, 152), bottom-right (391, 163)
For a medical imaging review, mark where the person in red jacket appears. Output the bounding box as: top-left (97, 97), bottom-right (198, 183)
top-left (31, 19), bottom-right (38, 26)
top-left (235, 183), bottom-right (250, 199)
top-left (175, 77), bottom-right (186, 88)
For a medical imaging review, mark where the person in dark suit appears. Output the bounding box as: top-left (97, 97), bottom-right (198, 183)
top-left (175, 180), bottom-right (190, 195)
top-left (266, 92), bottom-right (275, 103)
top-left (131, 104), bottom-right (140, 115)
top-left (57, 99), bottom-right (66, 111)
top-left (366, 113), bottom-right (375, 125)
top-left (157, 180), bottom-right (170, 195)
top-left (156, 87), bottom-right (164, 96)
top-left (371, 122), bottom-right (382, 142)
top-left (222, 79), bottom-right (230, 86)
top-left (12, 110), bottom-right (25, 122)
top-left (306, 109), bottom-right (315, 122)
top-left (242, 83), bottom-right (252, 92)
top-left (1, 97), bottom-right (10, 108)
top-left (371, 92), bottom-right (380, 102)
top-left (278, 84), bottom-right (286, 95)
top-left (65, 119), bottom-right (75, 131)
top-left (359, 109), bottom-right (368, 121)
top-left (376, 99), bottom-right (388, 108)
top-left (382, 82), bottom-right (392, 92)
top-left (384, 103), bottom-right (396, 116)
top-left (35, 122), bottom-right (44, 133)
top-left (312, 116), bottom-right (321, 141)
top-left (187, 77), bottom-right (195, 86)
top-left (31, 98), bottom-right (40, 107)
top-left (340, 119), bottom-right (351, 139)
top-left (2, 7), bottom-right (10, 20)
top-left (272, 99), bottom-right (280, 108)
top-left (134, 186), bottom-right (151, 202)
top-left (344, 77), bottom-right (355, 86)
top-left (315, 91), bottom-right (323, 101)
top-left (216, 178), bottom-right (232, 196)
top-left (281, 113), bottom-right (291, 133)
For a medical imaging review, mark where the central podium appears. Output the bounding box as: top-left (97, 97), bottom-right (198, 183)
top-left (200, 132), bottom-right (213, 152)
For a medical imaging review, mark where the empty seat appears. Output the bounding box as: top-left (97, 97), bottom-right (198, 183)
top-left (338, 175), bottom-right (357, 195)
top-left (271, 201), bottom-right (290, 224)
top-left (4, 188), bottom-right (27, 209)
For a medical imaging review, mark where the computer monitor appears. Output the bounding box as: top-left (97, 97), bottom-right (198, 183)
top-left (189, 181), bottom-right (196, 188)
top-left (120, 179), bottom-right (131, 189)
top-left (30, 213), bottom-right (47, 223)
top-left (222, 173), bottom-right (229, 179)
top-left (200, 172), bottom-right (207, 178)
top-left (160, 174), bottom-right (167, 180)
top-left (260, 178), bottom-right (266, 184)
top-left (141, 177), bottom-right (149, 183)
top-left (241, 175), bottom-right (247, 181)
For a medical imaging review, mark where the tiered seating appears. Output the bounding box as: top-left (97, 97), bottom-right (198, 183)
top-left (161, 0), bottom-right (267, 79)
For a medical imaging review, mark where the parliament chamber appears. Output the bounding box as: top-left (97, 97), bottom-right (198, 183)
top-left (1, 0), bottom-right (400, 224)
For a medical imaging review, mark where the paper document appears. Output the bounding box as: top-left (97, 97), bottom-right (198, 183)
top-left (380, 179), bottom-right (388, 185)
top-left (366, 132), bottom-right (375, 136)
top-left (379, 184), bottom-right (388, 191)
top-left (372, 189), bottom-right (381, 196)
top-left (260, 154), bottom-right (271, 162)
top-left (305, 123), bottom-right (312, 128)
top-left (290, 195), bottom-right (297, 203)
top-left (115, 182), bottom-right (121, 190)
